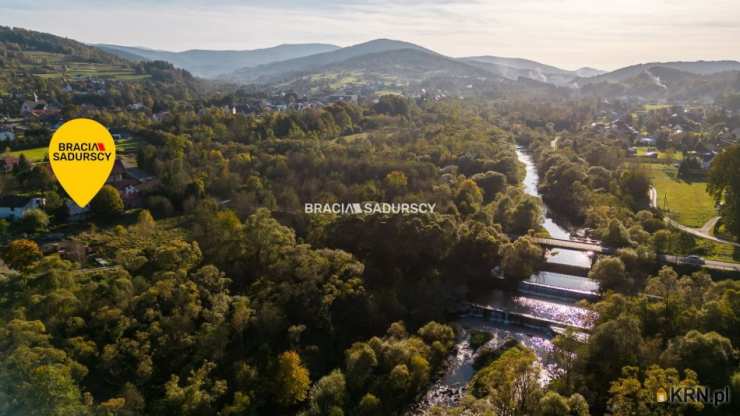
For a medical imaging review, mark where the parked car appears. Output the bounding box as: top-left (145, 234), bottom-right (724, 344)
top-left (683, 255), bottom-right (705, 265)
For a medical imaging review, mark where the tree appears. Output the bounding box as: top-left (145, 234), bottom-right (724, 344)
top-left (660, 330), bottom-right (735, 388)
top-left (602, 219), bottom-right (632, 248)
top-left (20, 208), bottom-right (49, 233)
top-left (607, 366), bottom-right (700, 416)
top-left (384, 170), bottom-right (407, 198)
top-left (357, 393), bottom-right (382, 416)
top-left (470, 345), bottom-right (542, 415)
top-left (90, 185), bottom-right (124, 220)
top-left (2, 239), bottom-right (42, 269)
top-left (499, 237), bottom-right (544, 280)
top-left (472, 171), bottom-right (507, 203)
top-left (618, 165), bottom-right (651, 206)
top-left (306, 370), bottom-right (347, 416)
top-left (707, 144), bottom-right (740, 237)
top-left (345, 342), bottom-right (378, 393)
top-left (536, 391), bottom-right (570, 416)
top-left (510, 197), bottom-right (542, 235)
top-left (164, 361), bottom-right (227, 415)
top-left (589, 257), bottom-right (630, 293)
top-left (653, 229), bottom-right (672, 254)
top-left (273, 351), bottom-right (310, 407)
top-left (455, 179), bottom-right (484, 216)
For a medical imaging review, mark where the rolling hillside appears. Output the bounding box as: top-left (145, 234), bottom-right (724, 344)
top-left (585, 60), bottom-right (740, 83)
top-left (224, 39), bottom-right (436, 83)
top-left (580, 65), bottom-right (740, 101)
top-left (97, 43), bottom-right (340, 78)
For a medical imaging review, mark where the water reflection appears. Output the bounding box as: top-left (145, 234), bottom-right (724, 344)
top-left (474, 289), bottom-right (596, 328)
top-left (515, 148), bottom-right (592, 268)
top-left (409, 318), bottom-right (560, 414)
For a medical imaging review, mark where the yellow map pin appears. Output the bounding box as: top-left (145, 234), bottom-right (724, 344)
top-left (49, 118), bottom-right (116, 207)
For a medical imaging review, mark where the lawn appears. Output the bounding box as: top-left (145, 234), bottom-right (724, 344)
top-left (645, 163), bottom-right (716, 228)
top-left (7, 146), bottom-right (48, 162)
top-left (116, 137), bottom-right (143, 153)
top-left (634, 146), bottom-right (683, 161)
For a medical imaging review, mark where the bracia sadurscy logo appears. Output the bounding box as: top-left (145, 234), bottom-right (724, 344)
top-left (51, 142), bottom-right (113, 161)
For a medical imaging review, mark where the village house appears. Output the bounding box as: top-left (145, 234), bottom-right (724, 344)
top-left (0, 155), bottom-right (19, 173)
top-left (638, 137), bottom-right (657, 146)
top-left (20, 100), bottom-right (49, 117)
top-left (65, 199), bottom-right (90, 221)
top-left (0, 195), bottom-right (46, 220)
top-left (0, 127), bottom-right (14, 142)
top-left (107, 159), bottom-right (128, 183)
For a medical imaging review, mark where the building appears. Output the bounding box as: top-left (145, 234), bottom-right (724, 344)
top-left (65, 199), bottom-right (90, 221)
top-left (0, 195), bottom-right (46, 220)
top-left (20, 98), bottom-right (48, 117)
top-left (107, 159), bottom-right (128, 184)
top-left (0, 155), bottom-right (19, 172)
top-left (0, 127), bottom-right (15, 142)
top-left (638, 137), bottom-right (657, 146)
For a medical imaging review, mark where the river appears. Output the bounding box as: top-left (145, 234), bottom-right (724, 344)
top-left (408, 148), bottom-right (598, 415)
top-left (516, 148), bottom-right (593, 268)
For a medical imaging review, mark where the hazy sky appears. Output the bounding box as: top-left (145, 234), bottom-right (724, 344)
top-left (1, 0), bottom-right (739, 70)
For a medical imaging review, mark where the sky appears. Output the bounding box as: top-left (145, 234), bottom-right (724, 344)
top-left (1, 0), bottom-right (739, 70)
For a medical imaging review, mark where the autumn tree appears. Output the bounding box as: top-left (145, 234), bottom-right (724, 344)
top-left (273, 351), bottom-right (310, 407)
top-left (2, 239), bottom-right (42, 269)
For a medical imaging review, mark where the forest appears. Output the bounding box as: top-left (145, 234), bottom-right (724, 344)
top-left (2, 26), bottom-right (740, 416)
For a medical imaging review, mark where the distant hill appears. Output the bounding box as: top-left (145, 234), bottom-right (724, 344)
top-left (580, 65), bottom-right (740, 101)
top-left (1, 25), bottom-right (123, 65)
top-left (97, 43), bottom-right (340, 78)
top-left (0, 26), bottom-right (202, 110)
top-left (460, 56), bottom-right (603, 86)
top-left (224, 39), bottom-right (436, 83)
top-left (586, 60), bottom-right (740, 83)
top-left (575, 67), bottom-right (606, 78)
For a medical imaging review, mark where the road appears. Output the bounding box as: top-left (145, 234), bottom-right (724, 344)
top-left (531, 236), bottom-right (740, 273)
top-left (658, 254), bottom-right (740, 273)
top-left (649, 187), bottom-right (740, 248)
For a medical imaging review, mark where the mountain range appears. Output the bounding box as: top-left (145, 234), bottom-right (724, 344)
top-left (99, 38), bottom-right (740, 98)
top-left (97, 43), bottom-right (340, 78)
top-left (3, 24), bottom-right (738, 101)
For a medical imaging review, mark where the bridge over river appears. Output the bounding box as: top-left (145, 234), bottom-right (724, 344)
top-left (530, 236), bottom-right (740, 273)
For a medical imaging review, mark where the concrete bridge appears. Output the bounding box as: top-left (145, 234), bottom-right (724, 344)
top-left (528, 236), bottom-right (740, 274)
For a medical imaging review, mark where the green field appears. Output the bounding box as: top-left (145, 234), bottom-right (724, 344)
top-left (646, 163), bottom-right (716, 228)
top-left (116, 137), bottom-right (142, 153)
top-left (22, 52), bottom-right (148, 81)
top-left (633, 146), bottom-right (684, 161)
top-left (7, 147), bottom-right (48, 162)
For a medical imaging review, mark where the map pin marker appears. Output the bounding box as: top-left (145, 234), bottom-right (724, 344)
top-left (49, 118), bottom-right (116, 208)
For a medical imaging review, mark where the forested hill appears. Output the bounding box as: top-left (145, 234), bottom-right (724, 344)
top-left (0, 26), bottom-right (203, 114)
top-left (97, 43), bottom-right (341, 78)
top-left (0, 25), bottom-right (122, 64)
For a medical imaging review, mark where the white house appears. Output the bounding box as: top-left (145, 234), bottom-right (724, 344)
top-left (0, 196), bottom-right (46, 220)
top-left (638, 137), bottom-right (657, 146)
top-left (0, 128), bottom-right (14, 142)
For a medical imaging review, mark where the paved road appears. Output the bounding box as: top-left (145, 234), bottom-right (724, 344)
top-left (658, 254), bottom-right (740, 273)
top-left (699, 216), bottom-right (720, 236)
top-left (649, 187), bottom-right (740, 248)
